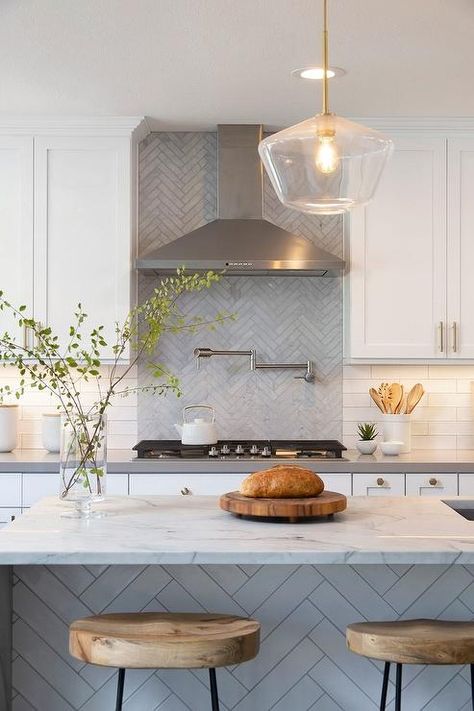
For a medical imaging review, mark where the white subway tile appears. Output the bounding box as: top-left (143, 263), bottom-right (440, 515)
top-left (342, 379), bottom-right (373, 394)
top-left (429, 421), bottom-right (473, 436)
top-left (394, 366), bottom-right (430, 379)
top-left (456, 380), bottom-right (472, 393)
top-left (457, 436), bottom-right (474, 450)
top-left (342, 406), bottom-right (379, 421)
top-left (370, 366), bottom-right (402, 380)
top-left (429, 365), bottom-right (474, 378)
top-left (412, 422), bottom-right (429, 435)
top-left (343, 393), bottom-right (371, 407)
top-left (428, 393), bottom-right (472, 407)
top-left (412, 406), bottom-right (457, 422)
top-left (411, 435), bottom-right (457, 450)
top-left (457, 407), bottom-right (474, 421)
top-left (108, 433), bottom-right (136, 449)
top-left (108, 420), bottom-right (137, 436)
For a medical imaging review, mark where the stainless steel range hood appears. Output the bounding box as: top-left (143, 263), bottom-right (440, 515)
top-left (136, 125), bottom-right (345, 277)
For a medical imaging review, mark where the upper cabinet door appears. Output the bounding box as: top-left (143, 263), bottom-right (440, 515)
top-left (347, 135), bottom-right (447, 359)
top-left (0, 136), bottom-right (34, 343)
top-left (447, 138), bottom-right (474, 358)
top-left (34, 137), bottom-right (132, 360)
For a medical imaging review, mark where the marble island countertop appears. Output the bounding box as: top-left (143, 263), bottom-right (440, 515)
top-left (3, 449), bottom-right (474, 473)
top-left (2, 495), bottom-right (474, 565)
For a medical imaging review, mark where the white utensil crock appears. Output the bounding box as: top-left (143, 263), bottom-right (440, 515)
top-left (0, 405), bottom-right (19, 452)
top-left (381, 414), bottom-right (411, 453)
top-left (42, 413), bottom-right (61, 453)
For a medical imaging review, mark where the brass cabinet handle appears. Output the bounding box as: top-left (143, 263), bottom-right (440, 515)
top-left (452, 322), bottom-right (458, 353)
top-left (439, 321), bottom-right (444, 352)
top-left (180, 487), bottom-right (191, 496)
top-left (376, 477), bottom-right (385, 486)
top-left (23, 324), bottom-right (28, 349)
top-left (429, 477), bottom-right (438, 486)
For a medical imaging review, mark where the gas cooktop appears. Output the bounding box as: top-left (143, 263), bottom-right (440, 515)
top-left (133, 439), bottom-right (347, 460)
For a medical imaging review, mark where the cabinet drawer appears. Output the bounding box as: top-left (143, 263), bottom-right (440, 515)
top-left (0, 474), bottom-right (22, 507)
top-left (0, 507), bottom-right (22, 527)
top-left (320, 474), bottom-right (352, 496)
top-left (22, 472), bottom-right (58, 506)
top-left (406, 473), bottom-right (458, 497)
top-left (458, 474), bottom-right (474, 496)
top-left (352, 473), bottom-right (405, 496)
top-left (107, 474), bottom-right (129, 495)
top-left (130, 473), bottom-right (244, 496)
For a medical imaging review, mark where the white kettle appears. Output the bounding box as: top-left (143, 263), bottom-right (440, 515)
top-left (174, 405), bottom-right (218, 445)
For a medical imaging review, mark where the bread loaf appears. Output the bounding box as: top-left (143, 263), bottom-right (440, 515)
top-left (240, 465), bottom-right (324, 498)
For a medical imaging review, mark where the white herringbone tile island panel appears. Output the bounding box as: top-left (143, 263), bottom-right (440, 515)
top-left (12, 564), bottom-right (474, 710)
top-left (138, 132), bottom-right (343, 441)
top-left (343, 364), bottom-right (474, 450)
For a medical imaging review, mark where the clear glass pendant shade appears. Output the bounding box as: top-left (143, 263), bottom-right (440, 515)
top-left (258, 113), bottom-right (393, 215)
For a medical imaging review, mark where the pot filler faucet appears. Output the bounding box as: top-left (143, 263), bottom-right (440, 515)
top-left (193, 348), bottom-right (315, 383)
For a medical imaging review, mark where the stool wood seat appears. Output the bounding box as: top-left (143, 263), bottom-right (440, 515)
top-left (70, 612), bottom-right (260, 711)
top-left (346, 618), bottom-right (474, 711)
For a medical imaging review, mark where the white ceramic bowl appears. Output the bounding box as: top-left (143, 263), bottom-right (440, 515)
top-left (379, 440), bottom-right (404, 456)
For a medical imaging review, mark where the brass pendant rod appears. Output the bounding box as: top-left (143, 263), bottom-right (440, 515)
top-left (322, 0), bottom-right (330, 115)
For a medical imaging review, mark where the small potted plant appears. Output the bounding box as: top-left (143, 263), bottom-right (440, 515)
top-left (356, 422), bottom-right (378, 455)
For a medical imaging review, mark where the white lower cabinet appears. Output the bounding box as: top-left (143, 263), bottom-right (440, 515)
top-left (106, 474), bottom-right (129, 495)
top-left (405, 473), bottom-right (458, 497)
top-left (352, 473), bottom-right (405, 496)
top-left (23, 472), bottom-right (58, 506)
top-left (320, 474), bottom-right (352, 496)
top-left (458, 474), bottom-right (474, 496)
top-left (0, 507), bottom-right (22, 527)
top-left (129, 473), bottom-right (245, 496)
top-left (0, 474), bottom-right (22, 507)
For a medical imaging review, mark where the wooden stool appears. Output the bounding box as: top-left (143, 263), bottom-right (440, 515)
top-left (70, 612), bottom-right (260, 711)
top-left (347, 619), bottom-right (474, 711)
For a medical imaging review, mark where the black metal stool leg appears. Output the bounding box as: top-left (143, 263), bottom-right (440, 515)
top-left (209, 667), bottom-right (220, 711)
top-left (115, 668), bottom-right (125, 711)
top-left (395, 663), bottom-right (402, 711)
top-left (471, 664), bottom-right (474, 710)
top-left (380, 662), bottom-right (390, 710)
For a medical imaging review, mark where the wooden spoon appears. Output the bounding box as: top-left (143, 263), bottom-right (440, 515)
top-left (369, 388), bottom-right (386, 413)
top-left (406, 383), bottom-right (425, 414)
top-left (378, 382), bottom-right (392, 414)
top-left (399, 393), bottom-right (408, 414)
top-left (390, 383), bottom-right (403, 414)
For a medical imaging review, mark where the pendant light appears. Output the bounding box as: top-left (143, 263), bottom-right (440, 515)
top-left (258, 0), bottom-right (393, 215)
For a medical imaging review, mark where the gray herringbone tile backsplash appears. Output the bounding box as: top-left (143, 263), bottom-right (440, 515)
top-left (138, 132), bottom-right (343, 441)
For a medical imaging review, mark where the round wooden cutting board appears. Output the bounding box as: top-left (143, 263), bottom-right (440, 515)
top-left (219, 490), bottom-right (347, 523)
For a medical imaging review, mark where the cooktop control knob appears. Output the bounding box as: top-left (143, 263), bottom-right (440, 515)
top-left (235, 444), bottom-right (244, 455)
top-left (208, 446), bottom-right (219, 457)
top-left (220, 444), bottom-right (230, 455)
top-left (250, 444), bottom-right (260, 455)
top-left (261, 446), bottom-right (272, 457)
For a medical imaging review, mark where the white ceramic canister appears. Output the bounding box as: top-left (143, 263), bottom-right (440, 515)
top-left (0, 404), bottom-right (19, 452)
top-left (41, 413), bottom-right (61, 453)
top-left (381, 414), bottom-right (411, 453)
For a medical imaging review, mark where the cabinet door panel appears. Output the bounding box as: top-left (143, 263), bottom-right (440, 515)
top-left (405, 473), bottom-right (457, 497)
top-left (0, 474), bottom-right (22, 506)
top-left (447, 139), bottom-right (474, 357)
top-left (129, 474), bottom-right (244, 496)
top-left (348, 136), bottom-right (446, 359)
top-left (458, 474), bottom-right (474, 496)
top-left (23, 472), bottom-right (58, 506)
top-left (352, 473), bottom-right (404, 496)
top-left (34, 137), bottom-right (131, 359)
top-left (320, 474), bottom-right (352, 496)
top-left (0, 136), bottom-right (34, 341)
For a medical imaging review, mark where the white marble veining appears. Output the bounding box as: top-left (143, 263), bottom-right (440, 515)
top-left (2, 495), bottom-right (474, 565)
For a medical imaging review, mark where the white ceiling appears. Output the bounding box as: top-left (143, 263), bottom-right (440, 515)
top-left (1, 0), bottom-right (473, 130)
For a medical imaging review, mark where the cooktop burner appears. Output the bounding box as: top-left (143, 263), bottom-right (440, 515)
top-left (133, 439), bottom-right (347, 460)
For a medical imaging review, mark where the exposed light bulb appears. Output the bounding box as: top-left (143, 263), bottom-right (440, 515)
top-left (315, 134), bottom-right (338, 174)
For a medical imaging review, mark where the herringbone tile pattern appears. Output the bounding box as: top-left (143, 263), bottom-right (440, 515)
top-left (12, 564), bottom-right (474, 710)
top-left (137, 132), bottom-right (343, 441)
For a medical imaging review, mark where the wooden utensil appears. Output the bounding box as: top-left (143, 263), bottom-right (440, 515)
top-left (390, 383), bottom-right (403, 414)
top-left (399, 393), bottom-right (408, 414)
top-left (406, 383), bottom-right (425, 414)
top-left (369, 388), bottom-right (386, 413)
top-left (220, 491), bottom-right (347, 522)
top-left (377, 382), bottom-right (392, 414)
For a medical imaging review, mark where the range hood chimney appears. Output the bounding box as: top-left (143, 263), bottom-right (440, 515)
top-left (136, 125), bottom-right (345, 276)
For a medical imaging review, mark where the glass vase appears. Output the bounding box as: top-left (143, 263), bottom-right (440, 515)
top-left (59, 411), bottom-right (107, 518)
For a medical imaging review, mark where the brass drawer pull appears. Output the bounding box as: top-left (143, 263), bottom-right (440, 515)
top-left (180, 487), bottom-right (191, 496)
top-left (439, 321), bottom-right (444, 352)
top-left (429, 478), bottom-right (438, 486)
top-left (452, 322), bottom-right (458, 353)
top-left (376, 478), bottom-right (385, 486)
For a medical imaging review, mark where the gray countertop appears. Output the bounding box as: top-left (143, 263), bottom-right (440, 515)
top-left (1, 495), bottom-right (474, 565)
top-left (2, 449), bottom-right (474, 473)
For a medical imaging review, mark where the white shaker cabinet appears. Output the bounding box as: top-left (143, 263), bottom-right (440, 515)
top-left (0, 136), bottom-right (34, 343)
top-left (347, 135), bottom-right (447, 359)
top-left (447, 139), bottom-right (474, 358)
top-left (405, 473), bottom-right (458, 497)
top-left (352, 473), bottom-right (405, 496)
top-left (34, 136), bottom-right (133, 358)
